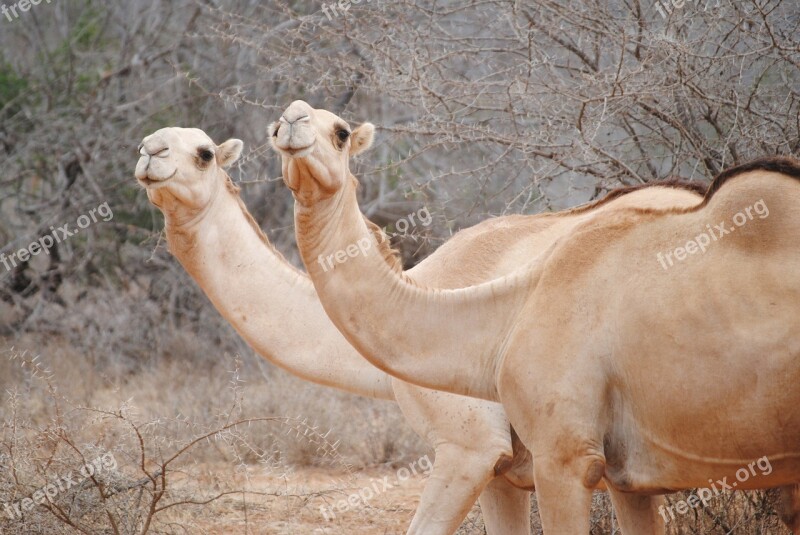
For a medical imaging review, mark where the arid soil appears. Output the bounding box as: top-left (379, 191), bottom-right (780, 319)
top-left (175, 464), bottom-right (479, 534)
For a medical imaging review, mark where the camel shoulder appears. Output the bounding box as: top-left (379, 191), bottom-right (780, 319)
top-left (412, 214), bottom-right (557, 287)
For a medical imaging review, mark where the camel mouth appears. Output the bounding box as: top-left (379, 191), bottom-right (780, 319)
top-left (275, 143), bottom-right (314, 159)
top-left (137, 168), bottom-right (177, 189)
top-left (272, 120), bottom-right (316, 159)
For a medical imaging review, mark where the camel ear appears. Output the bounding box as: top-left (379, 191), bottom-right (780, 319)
top-left (217, 139), bottom-right (244, 168)
top-left (350, 123), bottom-right (375, 157)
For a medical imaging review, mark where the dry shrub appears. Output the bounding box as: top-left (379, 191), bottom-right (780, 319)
top-left (0, 345), bottom-right (391, 534)
top-left (0, 284), bottom-right (426, 534)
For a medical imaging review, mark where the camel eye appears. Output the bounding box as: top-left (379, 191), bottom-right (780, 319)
top-left (336, 129), bottom-right (350, 142)
top-left (198, 149), bottom-right (214, 162)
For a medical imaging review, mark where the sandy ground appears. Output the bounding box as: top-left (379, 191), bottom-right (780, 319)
top-left (174, 463), bottom-right (483, 534)
top-left (170, 464), bottom-right (789, 535)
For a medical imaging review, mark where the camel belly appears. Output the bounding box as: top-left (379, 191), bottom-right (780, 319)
top-left (597, 255), bottom-right (800, 490)
top-left (602, 366), bottom-right (800, 492)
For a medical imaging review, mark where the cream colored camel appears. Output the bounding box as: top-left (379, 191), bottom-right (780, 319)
top-left (136, 127), bottom-right (536, 535)
top-left (137, 127), bottom-right (709, 534)
top-left (270, 100), bottom-right (800, 534)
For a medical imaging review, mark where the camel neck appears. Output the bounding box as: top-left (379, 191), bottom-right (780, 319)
top-left (163, 183), bottom-right (394, 400)
top-left (295, 180), bottom-right (534, 402)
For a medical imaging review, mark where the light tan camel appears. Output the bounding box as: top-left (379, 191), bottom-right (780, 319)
top-left (270, 100), bottom-right (800, 534)
top-left (137, 127), bottom-right (709, 534)
top-left (136, 127), bottom-right (534, 534)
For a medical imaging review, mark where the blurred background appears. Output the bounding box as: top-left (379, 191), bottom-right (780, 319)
top-left (0, 0), bottom-right (797, 533)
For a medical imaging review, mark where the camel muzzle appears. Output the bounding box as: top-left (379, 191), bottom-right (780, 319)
top-left (276, 117), bottom-right (315, 154)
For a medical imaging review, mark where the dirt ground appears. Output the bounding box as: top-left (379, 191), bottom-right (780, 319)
top-left (176, 464), bottom-right (480, 535)
top-left (169, 463), bottom-right (790, 535)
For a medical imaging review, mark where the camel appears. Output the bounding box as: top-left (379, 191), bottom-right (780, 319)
top-left (136, 127), bottom-right (537, 534)
top-left (136, 127), bottom-right (710, 534)
top-left (270, 100), bottom-right (800, 534)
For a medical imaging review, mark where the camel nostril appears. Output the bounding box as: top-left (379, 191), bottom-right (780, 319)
top-left (281, 114), bottom-right (310, 126)
top-left (151, 147), bottom-right (170, 157)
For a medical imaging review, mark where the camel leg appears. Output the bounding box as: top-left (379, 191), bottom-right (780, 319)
top-left (479, 476), bottom-right (531, 535)
top-left (609, 489), bottom-right (665, 535)
top-left (532, 454), bottom-right (595, 534)
top-left (778, 484), bottom-right (800, 533)
top-left (406, 443), bottom-right (497, 535)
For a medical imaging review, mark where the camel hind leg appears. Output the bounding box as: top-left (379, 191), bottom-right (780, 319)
top-left (609, 489), bottom-right (665, 535)
top-left (405, 442), bottom-right (497, 535)
top-left (479, 476), bottom-right (531, 535)
top-left (778, 484), bottom-right (800, 533)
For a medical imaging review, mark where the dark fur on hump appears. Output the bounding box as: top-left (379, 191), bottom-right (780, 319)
top-left (562, 178), bottom-right (707, 216)
top-left (583, 157), bottom-right (800, 212)
top-left (704, 156), bottom-right (800, 202)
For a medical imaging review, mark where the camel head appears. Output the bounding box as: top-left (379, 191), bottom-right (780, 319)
top-left (269, 100), bottom-right (374, 206)
top-left (136, 127), bottom-right (243, 220)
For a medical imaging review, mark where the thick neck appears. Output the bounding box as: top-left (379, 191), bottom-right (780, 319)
top-left (163, 181), bottom-right (394, 401)
top-left (295, 177), bottom-right (535, 401)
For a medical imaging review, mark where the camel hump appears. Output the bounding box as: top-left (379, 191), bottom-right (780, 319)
top-left (706, 156), bottom-right (800, 201)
